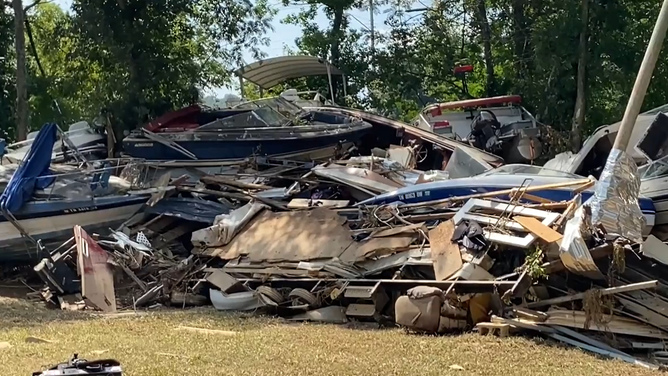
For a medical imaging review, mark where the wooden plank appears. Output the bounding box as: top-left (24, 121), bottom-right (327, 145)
top-left (544, 310), bottom-right (668, 339)
top-left (527, 281), bottom-right (658, 309)
top-left (512, 307), bottom-right (549, 322)
top-left (75, 226), bottom-right (116, 312)
top-left (515, 216), bottom-right (563, 244)
top-left (429, 220), bottom-right (462, 281)
top-left (491, 315), bottom-right (555, 333)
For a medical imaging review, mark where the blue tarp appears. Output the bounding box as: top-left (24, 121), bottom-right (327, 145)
top-left (0, 123), bottom-right (58, 213)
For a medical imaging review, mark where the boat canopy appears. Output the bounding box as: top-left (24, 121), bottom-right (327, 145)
top-left (0, 123), bottom-right (57, 212)
top-left (235, 55), bottom-right (344, 89)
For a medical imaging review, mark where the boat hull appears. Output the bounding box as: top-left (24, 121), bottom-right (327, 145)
top-left (360, 180), bottom-right (656, 236)
top-left (0, 196), bottom-right (146, 263)
top-left (122, 125), bottom-right (371, 161)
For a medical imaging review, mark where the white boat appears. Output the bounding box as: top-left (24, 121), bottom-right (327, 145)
top-left (545, 106), bottom-right (668, 225)
top-left (2, 121), bottom-right (108, 164)
top-left (0, 123), bottom-right (146, 264)
top-left (411, 95), bottom-right (543, 164)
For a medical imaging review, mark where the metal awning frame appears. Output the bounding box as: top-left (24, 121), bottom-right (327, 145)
top-left (235, 55), bottom-right (347, 103)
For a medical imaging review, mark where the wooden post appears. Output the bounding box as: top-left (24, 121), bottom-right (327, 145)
top-left (13, 0), bottom-right (28, 141)
top-left (612, 0), bottom-right (668, 151)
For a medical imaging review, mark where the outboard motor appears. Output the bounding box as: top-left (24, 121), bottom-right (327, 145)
top-left (32, 354), bottom-right (123, 375)
top-left (470, 110), bottom-right (502, 154)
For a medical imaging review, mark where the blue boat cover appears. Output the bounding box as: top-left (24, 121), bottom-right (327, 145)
top-left (0, 123), bottom-right (57, 213)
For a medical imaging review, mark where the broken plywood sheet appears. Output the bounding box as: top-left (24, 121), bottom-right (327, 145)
top-left (215, 208), bottom-right (354, 262)
top-left (205, 270), bottom-right (245, 293)
top-left (429, 220), bottom-right (462, 281)
top-left (346, 236), bottom-right (415, 261)
top-left (338, 223), bottom-right (424, 263)
top-left (75, 225), bottom-right (116, 312)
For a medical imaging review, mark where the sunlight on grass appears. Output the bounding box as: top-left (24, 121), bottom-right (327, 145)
top-left (0, 300), bottom-right (659, 376)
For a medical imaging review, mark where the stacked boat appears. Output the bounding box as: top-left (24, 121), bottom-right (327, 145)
top-left (0, 123), bottom-right (147, 264)
top-left (122, 97), bottom-right (372, 161)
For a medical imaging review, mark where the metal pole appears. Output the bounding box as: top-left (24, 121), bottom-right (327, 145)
top-left (343, 75), bottom-right (348, 98)
top-left (238, 75), bottom-right (245, 99)
top-left (326, 63), bottom-right (335, 103)
top-left (613, 0), bottom-right (668, 151)
top-left (369, 0), bottom-right (375, 54)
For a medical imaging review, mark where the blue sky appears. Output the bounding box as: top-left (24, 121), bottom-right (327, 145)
top-left (52, 0), bottom-right (398, 97)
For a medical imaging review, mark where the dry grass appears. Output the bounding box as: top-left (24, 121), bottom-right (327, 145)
top-left (0, 296), bottom-right (661, 376)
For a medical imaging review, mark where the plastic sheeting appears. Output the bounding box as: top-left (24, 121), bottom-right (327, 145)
top-left (589, 149), bottom-right (645, 243)
top-left (191, 201), bottom-right (268, 247)
top-left (144, 197), bottom-right (232, 224)
top-left (0, 123), bottom-right (57, 213)
top-left (543, 151), bottom-right (578, 173)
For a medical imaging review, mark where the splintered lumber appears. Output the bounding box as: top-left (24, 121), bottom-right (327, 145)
top-left (428, 220), bottom-right (462, 281)
top-left (553, 196), bottom-right (581, 229)
top-left (514, 216), bottom-right (563, 244)
top-left (512, 307), bottom-right (548, 322)
top-left (526, 281), bottom-right (658, 309)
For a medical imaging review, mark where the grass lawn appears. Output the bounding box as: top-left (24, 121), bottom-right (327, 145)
top-left (0, 295), bottom-right (660, 376)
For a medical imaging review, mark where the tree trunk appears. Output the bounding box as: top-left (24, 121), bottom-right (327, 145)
top-left (13, 0), bottom-right (27, 141)
top-left (571, 0), bottom-right (590, 152)
top-left (476, 0), bottom-right (496, 97)
top-left (329, 7), bottom-right (344, 101)
top-left (512, 0), bottom-right (527, 80)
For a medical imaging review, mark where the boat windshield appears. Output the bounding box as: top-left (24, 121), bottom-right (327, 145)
top-left (478, 164), bottom-right (585, 178)
top-left (644, 103), bottom-right (668, 115)
top-left (197, 106), bottom-right (290, 130)
top-left (234, 97), bottom-right (304, 117)
top-left (639, 154), bottom-right (668, 179)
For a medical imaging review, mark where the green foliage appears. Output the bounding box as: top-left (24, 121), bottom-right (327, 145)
top-left (2, 0), bottom-right (668, 150)
top-left (284, 0), bottom-right (668, 145)
top-left (0, 7), bottom-right (14, 140)
top-left (3, 0), bottom-right (275, 141)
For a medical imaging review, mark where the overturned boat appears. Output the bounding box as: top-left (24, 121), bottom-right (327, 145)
top-left (0, 123), bottom-right (146, 264)
top-left (122, 97), bottom-right (371, 161)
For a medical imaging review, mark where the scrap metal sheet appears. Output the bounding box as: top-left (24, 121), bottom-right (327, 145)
top-left (589, 149), bottom-right (645, 242)
top-left (559, 204), bottom-right (604, 280)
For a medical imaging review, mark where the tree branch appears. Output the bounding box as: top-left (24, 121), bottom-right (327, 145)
top-left (24, 0), bottom-right (51, 12)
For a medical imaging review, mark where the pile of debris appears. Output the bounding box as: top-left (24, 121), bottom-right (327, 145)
top-left (27, 147), bottom-right (668, 370)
